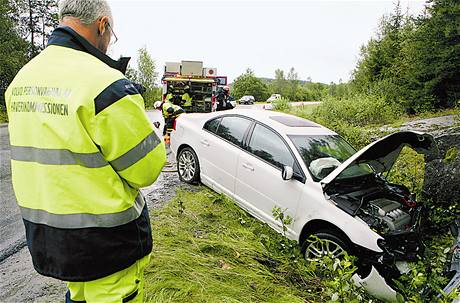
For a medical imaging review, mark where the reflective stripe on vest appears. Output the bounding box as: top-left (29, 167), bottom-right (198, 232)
top-left (11, 146), bottom-right (108, 168)
top-left (110, 131), bottom-right (161, 171)
top-left (11, 130), bottom-right (160, 171)
top-left (20, 193), bottom-right (146, 229)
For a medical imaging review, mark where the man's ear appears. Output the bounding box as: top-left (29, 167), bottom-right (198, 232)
top-left (98, 16), bottom-right (110, 36)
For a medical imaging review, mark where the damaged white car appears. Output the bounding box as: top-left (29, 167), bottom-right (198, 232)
top-left (170, 109), bottom-right (458, 302)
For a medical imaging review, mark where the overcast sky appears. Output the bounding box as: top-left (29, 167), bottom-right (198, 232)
top-left (107, 0), bottom-right (426, 84)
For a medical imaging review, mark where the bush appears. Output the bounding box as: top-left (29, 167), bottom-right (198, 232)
top-left (386, 147), bottom-right (425, 196)
top-left (312, 94), bottom-right (400, 128)
top-left (279, 102), bottom-right (377, 149)
top-left (272, 97), bottom-right (291, 111)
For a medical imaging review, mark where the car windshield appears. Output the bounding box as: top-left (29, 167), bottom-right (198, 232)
top-left (289, 135), bottom-right (373, 181)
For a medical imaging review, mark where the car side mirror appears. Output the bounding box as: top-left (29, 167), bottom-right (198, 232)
top-left (282, 166), bottom-right (294, 181)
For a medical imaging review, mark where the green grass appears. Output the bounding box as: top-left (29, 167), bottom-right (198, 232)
top-left (281, 104), bottom-right (319, 118)
top-left (144, 187), bottom-right (326, 303)
top-left (0, 111), bottom-right (8, 123)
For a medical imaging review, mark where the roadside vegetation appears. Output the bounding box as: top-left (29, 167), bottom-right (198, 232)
top-left (233, 0), bottom-right (459, 113)
top-left (0, 111), bottom-right (8, 123)
top-left (146, 184), bottom-right (458, 302)
top-left (145, 187), bottom-right (375, 303)
top-left (145, 188), bottom-right (321, 303)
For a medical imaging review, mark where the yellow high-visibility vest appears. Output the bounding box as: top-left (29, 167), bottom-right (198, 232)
top-left (182, 92), bottom-right (192, 107)
top-left (5, 26), bottom-right (166, 281)
top-left (162, 101), bottom-right (183, 118)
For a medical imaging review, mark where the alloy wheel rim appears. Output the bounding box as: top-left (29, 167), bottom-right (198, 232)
top-left (178, 150), bottom-right (196, 181)
top-left (305, 239), bottom-right (346, 261)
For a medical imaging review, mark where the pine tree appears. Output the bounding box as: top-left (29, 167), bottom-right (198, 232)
top-left (12, 0), bottom-right (58, 57)
top-left (0, 0), bottom-right (28, 108)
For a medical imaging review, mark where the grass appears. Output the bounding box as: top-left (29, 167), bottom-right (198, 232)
top-left (0, 111), bottom-right (8, 123)
top-left (144, 187), bottom-right (327, 303)
top-left (143, 173), bottom-right (458, 303)
top-left (281, 104), bottom-right (319, 118)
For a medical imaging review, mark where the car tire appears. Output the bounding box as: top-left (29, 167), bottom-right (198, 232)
top-left (302, 230), bottom-right (351, 260)
top-left (177, 146), bottom-right (200, 184)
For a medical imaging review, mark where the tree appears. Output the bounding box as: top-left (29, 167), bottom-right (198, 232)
top-left (351, 0), bottom-right (460, 111)
top-left (12, 0), bottom-right (58, 57)
top-left (286, 67), bottom-right (300, 100)
top-left (351, 1), bottom-right (406, 94)
top-left (268, 67), bottom-right (301, 100)
top-left (271, 68), bottom-right (287, 96)
top-left (398, 0), bottom-right (460, 109)
top-left (0, 0), bottom-right (29, 109)
top-left (232, 69), bottom-right (269, 101)
top-left (126, 46), bottom-right (161, 108)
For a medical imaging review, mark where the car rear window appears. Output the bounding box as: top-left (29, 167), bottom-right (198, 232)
top-left (216, 116), bottom-right (252, 146)
top-left (204, 118), bottom-right (221, 134)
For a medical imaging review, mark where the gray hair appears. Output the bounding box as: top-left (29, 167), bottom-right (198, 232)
top-left (58, 0), bottom-right (113, 26)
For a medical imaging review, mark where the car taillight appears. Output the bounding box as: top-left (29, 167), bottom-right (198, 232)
top-left (173, 119), bottom-right (177, 131)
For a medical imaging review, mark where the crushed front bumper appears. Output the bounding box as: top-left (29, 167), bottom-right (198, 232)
top-left (354, 218), bottom-right (460, 303)
top-left (352, 266), bottom-right (398, 302)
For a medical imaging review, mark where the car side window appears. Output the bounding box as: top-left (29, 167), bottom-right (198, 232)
top-left (216, 116), bottom-right (251, 146)
top-left (204, 118), bottom-right (221, 134)
top-left (248, 124), bottom-right (294, 169)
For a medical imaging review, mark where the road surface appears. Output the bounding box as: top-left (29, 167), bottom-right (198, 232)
top-left (0, 125), bottom-right (25, 263)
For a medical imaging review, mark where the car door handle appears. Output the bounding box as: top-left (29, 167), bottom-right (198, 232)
top-left (242, 163), bottom-right (254, 171)
top-left (200, 139), bottom-right (210, 147)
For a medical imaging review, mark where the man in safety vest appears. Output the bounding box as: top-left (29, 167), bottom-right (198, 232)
top-left (154, 100), bottom-right (185, 136)
top-left (4, 0), bottom-right (166, 302)
top-left (181, 91), bottom-right (193, 107)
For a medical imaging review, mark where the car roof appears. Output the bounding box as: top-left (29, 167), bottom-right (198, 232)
top-left (206, 109), bottom-right (337, 136)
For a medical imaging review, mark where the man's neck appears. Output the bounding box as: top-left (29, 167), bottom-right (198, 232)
top-left (60, 17), bottom-right (99, 50)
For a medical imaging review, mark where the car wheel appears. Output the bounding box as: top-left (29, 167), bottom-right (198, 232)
top-left (302, 230), bottom-right (350, 261)
top-left (177, 146), bottom-right (200, 184)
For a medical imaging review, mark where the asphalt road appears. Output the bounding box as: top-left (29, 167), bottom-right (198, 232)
top-left (0, 125), bottom-right (26, 262)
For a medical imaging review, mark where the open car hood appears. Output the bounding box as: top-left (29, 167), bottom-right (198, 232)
top-left (321, 131), bottom-right (439, 186)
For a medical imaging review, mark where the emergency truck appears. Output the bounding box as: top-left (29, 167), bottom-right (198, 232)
top-left (162, 61), bottom-right (227, 113)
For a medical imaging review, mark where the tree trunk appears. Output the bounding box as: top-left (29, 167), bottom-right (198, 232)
top-left (42, 15), bottom-right (45, 48)
top-left (28, 0), bottom-right (34, 55)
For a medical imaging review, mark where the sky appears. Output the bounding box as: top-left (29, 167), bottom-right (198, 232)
top-left (107, 0), bottom-right (426, 84)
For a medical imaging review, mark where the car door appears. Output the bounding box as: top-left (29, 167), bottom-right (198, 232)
top-left (199, 115), bottom-right (252, 196)
top-left (235, 123), bottom-right (305, 236)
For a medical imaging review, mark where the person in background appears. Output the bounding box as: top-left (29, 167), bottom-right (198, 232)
top-left (154, 100), bottom-right (185, 136)
top-left (181, 85), bottom-right (193, 107)
top-left (216, 86), bottom-right (234, 111)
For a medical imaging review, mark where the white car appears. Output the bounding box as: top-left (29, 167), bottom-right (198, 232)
top-left (170, 109), bottom-right (438, 302)
top-left (266, 93), bottom-right (282, 103)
